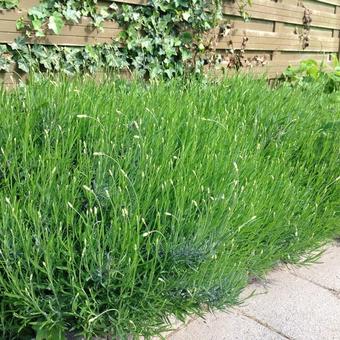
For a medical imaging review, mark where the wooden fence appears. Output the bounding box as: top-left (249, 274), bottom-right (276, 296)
top-left (1, 0), bottom-right (340, 87)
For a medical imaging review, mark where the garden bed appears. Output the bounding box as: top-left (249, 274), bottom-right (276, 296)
top-left (0, 76), bottom-right (339, 339)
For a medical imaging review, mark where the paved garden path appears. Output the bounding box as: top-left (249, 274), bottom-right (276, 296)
top-left (166, 243), bottom-right (340, 340)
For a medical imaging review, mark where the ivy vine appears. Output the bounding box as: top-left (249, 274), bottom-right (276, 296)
top-left (16, 0), bottom-right (115, 36)
top-left (301, 4), bottom-right (312, 49)
top-left (0, 0), bottom-right (253, 80)
top-left (0, 36), bottom-right (128, 74)
top-left (295, 1), bottom-right (312, 49)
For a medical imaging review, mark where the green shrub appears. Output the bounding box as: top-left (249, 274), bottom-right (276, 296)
top-left (0, 76), bottom-right (339, 338)
top-left (281, 56), bottom-right (340, 93)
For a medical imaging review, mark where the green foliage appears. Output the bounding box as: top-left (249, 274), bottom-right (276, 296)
top-left (19, 0), bottom-right (115, 36)
top-left (114, 1), bottom-right (220, 78)
top-left (34, 325), bottom-right (65, 340)
top-left (1, 0), bottom-right (253, 78)
top-left (0, 0), bottom-right (19, 9)
top-left (238, 0), bottom-right (253, 20)
top-left (0, 76), bottom-right (339, 338)
top-left (282, 56), bottom-right (340, 93)
top-left (0, 38), bottom-right (128, 74)
top-left (15, 0), bottom-right (223, 78)
top-left (0, 45), bottom-right (12, 71)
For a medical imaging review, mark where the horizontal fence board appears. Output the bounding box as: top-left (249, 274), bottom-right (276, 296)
top-left (0, 19), bottom-right (120, 36)
top-left (220, 59), bottom-right (333, 78)
top-left (14, 0), bottom-right (40, 9)
top-left (226, 17), bottom-right (275, 31)
top-left (273, 51), bottom-right (333, 61)
top-left (279, 24), bottom-right (334, 37)
top-left (0, 10), bottom-right (121, 45)
top-left (223, 0), bottom-right (340, 29)
top-left (315, 0), bottom-right (340, 6)
top-left (217, 30), bottom-right (339, 52)
top-left (0, 9), bottom-right (26, 21)
top-left (285, 0), bottom-right (336, 13)
top-left (0, 32), bottom-right (116, 45)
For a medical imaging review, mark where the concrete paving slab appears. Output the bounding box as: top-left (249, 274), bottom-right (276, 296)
top-left (239, 270), bottom-right (340, 340)
top-left (168, 310), bottom-right (285, 340)
top-left (288, 245), bottom-right (340, 293)
top-left (164, 245), bottom-right (340, 340)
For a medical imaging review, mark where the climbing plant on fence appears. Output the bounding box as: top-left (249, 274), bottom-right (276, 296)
top-left (0, 0), bottom-right (18, 9)
top-left (0, 0), bottom-right (252, 79)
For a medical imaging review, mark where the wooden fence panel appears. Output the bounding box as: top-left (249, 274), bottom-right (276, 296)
top-left (0, 0), bottom-right (339, 87)
top-left (219, 0), bottom-right (340, 78)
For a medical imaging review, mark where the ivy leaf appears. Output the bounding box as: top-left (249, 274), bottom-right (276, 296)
top-left (92, 14), bottom-right (105, 30)
top-left (140, 38), bottom-right (153, 52)
top-left (198, 43), bottom-right (205, 51)
top-left (10, 36), bottom-right (27, 51)
top-left (28, 5), bottom-right (49, 19)
top-left (181, 48), bottom-right (192, 61)
top-left (182, 12), bottom-right (191, 21)
top-left (149, 64), bottom-right (162, 78)
top-left (35, 29), bottom-right (46, 37)
top-left (32, 18), bottom-right (43, 32)
top-left (31, 45), bottom-right (47, 59)
top-left (16, 17), bottom-right (25, 31)
top-left (63, 7), bottom-right (81, 23)
top-left (17, 59), bottom-right (30, 73)
top-left (48, 12), bottom-right (64, 34)
top-left (0, 0), bottom-right (19, 9)
top-left (109, 3), bottom-right (118, 11)
top-left (180, 32), bottom-right (193, 44)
